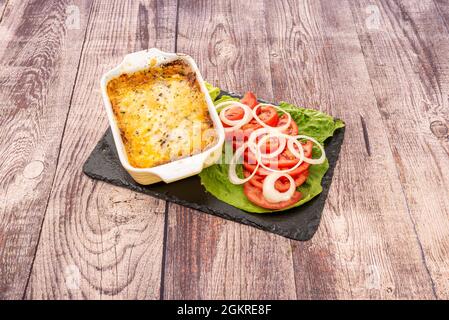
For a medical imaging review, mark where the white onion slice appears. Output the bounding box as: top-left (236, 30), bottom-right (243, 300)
top-left (286, 137), bottom-right (303, 159)
top-left (228, 142), bottom-right (260, 185)
top-left (248, 128), bottom-right (273, 148)
top-left (216, 101), bottom-right (253, 132)
top-left (289, 135), bottom-right (326, 165)
top-left (218, 103), bottom-right (251, 126)
top-left (247, 128), bottom-right (285, 155)
top-left (263, 172), bottom-right (296, 203)
top-left (215, 100), bottom-right (248, 111)
top-left (256, 132), bottom-right (287, 159)
top-left (257, 135), bottom-right (304, 173)
top-left (252, 103), bottom-right (292, 131)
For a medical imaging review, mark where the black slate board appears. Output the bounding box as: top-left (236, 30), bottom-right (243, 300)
top-left (83, 91), bottom-right (345, 241)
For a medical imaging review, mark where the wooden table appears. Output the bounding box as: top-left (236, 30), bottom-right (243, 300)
top-left (0, 0), bottom-right (448, 300)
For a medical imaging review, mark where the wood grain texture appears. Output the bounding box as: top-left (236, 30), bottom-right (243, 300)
top-left (25, 0), bottom-right (177, 299)
top-left (162, 0), bottom-right (298, 299)
top-left (0, 0), bottom-right (8, 21)
top-left (433, 0), bottom-right (449, 28)
top-left (348, 0), bottom-right (449, 298)
top-left (1, 0), bottom-right (448, 300)
top-left (0, 0), bottom-right (93, 299)
top-left (264, 0), bottom-right (436, 299)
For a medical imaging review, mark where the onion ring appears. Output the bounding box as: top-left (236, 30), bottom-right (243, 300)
top-left (257, 134), bottom-right (304, 173)
top-left (252, 103), bottom-right (292, 131)
top-left (263, 172), bottom-right (296, 203)
top-left (216, 101), bottom-right (253, 132)
top-left (256, 132), bottom-right (287, 159)
top-left (247, 128), bottom-right (285, 155)
top-left (289, 135), bottom-right (326, 165)
top-left (228, 142), bottom-right (260, 185)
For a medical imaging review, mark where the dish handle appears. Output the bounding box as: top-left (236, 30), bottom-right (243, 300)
top-left (154, 155), bottom-right (207, 183)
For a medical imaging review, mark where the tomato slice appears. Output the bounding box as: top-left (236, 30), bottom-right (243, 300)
top-left (287, 161), bottom-right (310, 176)
top-left (243, 158), bottom-right (310, 177)
top-left (273, 176), bottom-right (292, 192)
top-left (243, 182), bottom-right (302, 210)
top-left (245, 136), bottom-right (283, 159)
top-left (227, 119), bottom-right (263, 148)
top-left (274, 148), bottom-right (299, 168)
top-left (254, 105), bottom-right (279, 127)
top-left (244, 169), bottom-right (309, 192)
top-left (242, 161), bottom-right (271, 176)
top-left (287, 139), bottom-right (313, 158)
top-left (302, 140), bottom-right (313, 158)
top-left (243, 170), bottom-right (264, 189)
top-left (278, 114), bottom-right (298, 135)
top-left (225, 126), bottom-right (245, 141)
top-left (244, 170), bottom-right (293, 192)
top-left (272, 170), bottom-right (310, 192)
top-left (245, 142), bottom-right (311, 169)
top-left (233, 140), bottom-right (244, 151)
top-left (294, 169), bottom-right (309, 187)
top-left (240, 91), bottom-right (258, 109)
top-left (224, 106), bottom-right (244, 121)
top-left (241, 118), bottom-right (262, 132)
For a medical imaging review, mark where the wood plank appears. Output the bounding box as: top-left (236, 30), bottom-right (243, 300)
top-left (0, 0), bottom-right (93, 300)
top-left (264, 0), bottom-right (436, 299)
top-left (433, 0), bottom-right (449, 28)
top-left (348, 0), bottom-right (449, 298)
top-left (163, 0), bottom-right (297, 299)
top-left (25, 0), bottom-right (177, 299)
top-left (0, 0), bottom-right (8, 21)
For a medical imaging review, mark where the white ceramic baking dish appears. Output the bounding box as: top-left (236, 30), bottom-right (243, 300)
top-left (100, 48), bottom-right (225, 185)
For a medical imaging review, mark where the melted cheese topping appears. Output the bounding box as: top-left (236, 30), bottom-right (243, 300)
top-left (107, 60), bottom-right (217, 168)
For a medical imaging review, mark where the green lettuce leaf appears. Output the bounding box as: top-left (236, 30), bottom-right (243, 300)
top-left (200, 83), bottom-right (344, 213)
top-left (205, 82), bottom-right (221, 101)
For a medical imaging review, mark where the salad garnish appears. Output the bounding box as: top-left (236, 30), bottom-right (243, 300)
top-left (200, 83), bottom-right (344, 213)
top-left (217, 92), bottom-right (326, 210)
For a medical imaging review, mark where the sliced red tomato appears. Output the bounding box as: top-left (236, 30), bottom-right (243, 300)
top-left (242, 161), bottom-right (271, 176)
top-left (243, 159), bottom-right (310, 177)
top-left (241, 118), bottom-right (262, 132)
top-left (286, 161), bottom-right (310, 176)
top-left (302, 140), bottom-right (313, 158)
top-left (287, 140), bottom-right (313, 159)
top-left (224, 106), bottom-right (244, 121)
top-left (254, 105), bottom-right (279, 127)
top-left (243, 182), bottom-right (302, 210)
top-left (244, 169), bottom-right (309, 192)
top-left (240, 91), bottom-right (258, 109)
top-left (233, 140), bottom-right (244, 151)
top-left (278, 114), bottom-right (298, 136)
top-left (262, 160), bottom-right (310, 176)
top-left (243, 170), bottom-right (264, 189)
top-left (227, 119), bottom-right (263, 148)
top-left (288, 139), bottom-right (313, 158)
top-left (225, 126), bottom-right (245, 141)
top-left (272, 175), bottom-right (292, 193)
top-left (272, 148), bottom-right (299, 168)
top-left (272, 170), bottom-right (310, 192)
top-left (246, 140), bottom-right (314, 169)
top-left (245, 136), bottom-right (283, 159)
top-left (294, 170), bottom-right (309, 188)
top-left (245, 147), bottom-right (299, 169)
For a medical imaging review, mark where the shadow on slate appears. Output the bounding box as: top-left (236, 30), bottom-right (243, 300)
top-left (83, 91), bottom-right (345, 241)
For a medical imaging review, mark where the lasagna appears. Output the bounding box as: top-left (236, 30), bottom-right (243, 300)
top-left (107, 60), bottom-right (217, 168)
